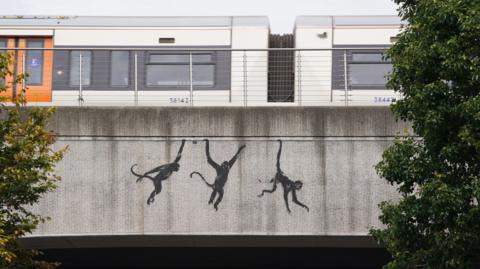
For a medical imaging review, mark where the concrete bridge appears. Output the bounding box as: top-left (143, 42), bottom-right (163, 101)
top-left (19, 107), bottom-right (409, 268)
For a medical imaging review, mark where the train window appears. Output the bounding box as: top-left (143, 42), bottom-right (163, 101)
top-left (349, 51), bottom-right (392, 89)
top-left (146, 53), bottom-right (215, 87)
top-left (26, 40), bottom-right (44, 85)
top-left (0, 39), bottom-right (6, 53)
top-left (352, 53), bottom-right (384, 62)
top-left (149, 54), bottom-right (213, 63)
top-left (349, 63), bottom-right (392, 87)
top-left (69, 51), bottom-right (92, 87)
top-left (193, 65), bottom-right (215, 86)
top-left (110, 51), bottom-right (130, 87)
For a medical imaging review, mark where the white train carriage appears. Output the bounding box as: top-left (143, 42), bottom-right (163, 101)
top-left (0, 15), bottom-right (403, 106)
top-left (294, 16), bottom-right (402, 106)
top-left (0, 16), bottom-right (269, 106)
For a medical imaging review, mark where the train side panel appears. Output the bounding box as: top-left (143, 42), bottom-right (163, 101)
top-left (295, 22), bottom-right (333, 106)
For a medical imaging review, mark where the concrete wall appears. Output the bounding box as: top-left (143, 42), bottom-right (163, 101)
top-left (25, 107), bottom-right (409, 247)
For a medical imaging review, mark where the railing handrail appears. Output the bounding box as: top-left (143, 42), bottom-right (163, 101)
top-left (0, 47), bottom-right (389, 51)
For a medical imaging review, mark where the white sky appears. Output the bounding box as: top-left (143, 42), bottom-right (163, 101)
top-left (3, 0), bottom-right (398, 33)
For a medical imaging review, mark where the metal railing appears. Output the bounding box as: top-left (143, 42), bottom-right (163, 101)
top-left (1, 47), bottom-right (399, 107)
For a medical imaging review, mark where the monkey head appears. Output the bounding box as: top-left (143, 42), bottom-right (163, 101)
top-left (221, 161), bottom-right (230, 169)
top-left (171, 163), bottom-right (180, 171)
top-left (294, 180), bottom-right (303, 190)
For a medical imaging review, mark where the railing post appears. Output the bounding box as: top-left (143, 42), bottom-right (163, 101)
top-left (22, 51), bottom-right (26, 91)
top-left (134, 52), bottom-right (138, 106)
top-left (228, 52), bottom-right (232, 103)
top-left (343, 49), bottom-right (348, 107)
top-left (189, 52), bottom-right (193, 107)
top-left (297, 51), bottom-right (302, 106)
top-left (330, 51), bottom-right (334, 103)
top-left (79, 52), bottom-right (83, 106)
top-left (243, 50), bottom-right (247, 107)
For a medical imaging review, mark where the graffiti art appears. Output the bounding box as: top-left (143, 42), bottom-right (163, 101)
top-left (190, 139), bottom-right (246, 211)
top-left (131, 139), bottom-right (186, 205)
top-left (258, 140), bottom-right (309, 213)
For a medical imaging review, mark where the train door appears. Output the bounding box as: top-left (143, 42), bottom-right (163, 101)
top-left (0, 38), bottom-right (14, 101)
top-left (0, 37), bottom-right (53, 102)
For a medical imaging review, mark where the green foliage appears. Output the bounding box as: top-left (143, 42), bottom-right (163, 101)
top-left (0, 52), bottom-right (65, 268)
top-left (371, 0), bottom-right (480, 268)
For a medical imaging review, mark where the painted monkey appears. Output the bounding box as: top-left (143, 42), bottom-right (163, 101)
top-left (190, 139), bottom-right (246, 211)
top-left (131, 139), bottom-right (186, 205)
top-left (258, 140), bottom-right (309, 213)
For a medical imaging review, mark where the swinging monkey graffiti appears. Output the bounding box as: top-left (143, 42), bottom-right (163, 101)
top-left (258, 140), bottom-right (309, 213)
top-left (190, 139), bottom-right (246, 211)
top-left (131, 139), bottom-right (186, 205)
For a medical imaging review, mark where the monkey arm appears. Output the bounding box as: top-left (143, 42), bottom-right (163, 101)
top-left (276, 140), bottom-right (283, 172)
top-left (205, 139), bottom-right (220, 169)
top-left (292, 190), bottom-right (309, 212)
top-left (173, 139), bottom-right (186, 163)
top-left (228, 144), bottom-right (246, 166)
top-left (283, 190), bottom-right (291, 213)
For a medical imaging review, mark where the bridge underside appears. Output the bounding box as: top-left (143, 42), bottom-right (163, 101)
top-left (21, 235), bottom-right (392, 269)
top-left (38, 247), bottom-right (391, 269)
top-left (21, 235), bottom-right (377, 249)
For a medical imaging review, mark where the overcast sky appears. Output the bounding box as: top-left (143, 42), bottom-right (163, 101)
top-left (4, 0), bottom-right (398, 33)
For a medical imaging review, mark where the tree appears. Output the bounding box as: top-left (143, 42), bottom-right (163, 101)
top-left (0, 52), bottom-right (65, 268)
top-left (370, 0), bottom-right (480, 268)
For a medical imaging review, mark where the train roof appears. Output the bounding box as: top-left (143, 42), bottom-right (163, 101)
top-left (0, 15), bottom-right (270, 28)
top-left (295, 15), bottom-right (403, 28)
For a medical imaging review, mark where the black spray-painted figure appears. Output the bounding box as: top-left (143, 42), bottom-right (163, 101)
top-left (131, 139), bottom-right (186, 205)
top-left (258, 140), bottom-right (309, 213)
top-left (190, 139), bottom-right (246, 211)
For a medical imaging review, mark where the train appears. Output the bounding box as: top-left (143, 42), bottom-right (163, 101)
top-left (0, 15), bottom-right (402, 106)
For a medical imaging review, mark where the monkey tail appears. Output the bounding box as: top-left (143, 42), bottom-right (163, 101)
top-left (131, 164), bottom-right (155, 183)
top-left (276, 140), bottom-right (283, 172)
top-left (190, 171), bottom-right (214, 188)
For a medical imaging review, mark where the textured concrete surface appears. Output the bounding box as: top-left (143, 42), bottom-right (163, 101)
top-left (47, 107), bottom-right (410, 137)
top-left (24, 107), bottom-right (409, 247)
